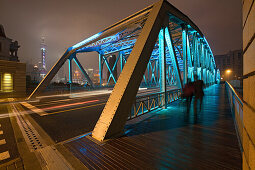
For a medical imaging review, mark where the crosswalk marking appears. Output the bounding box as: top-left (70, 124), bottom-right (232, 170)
top-left (0, 151), bottom-right (10, 161)
top-left (0, 139), bottom-right (6, 145)
top-left (21, 102), bottom-right (48, 116)
top-left (0, 131), bottom-right (3, 135)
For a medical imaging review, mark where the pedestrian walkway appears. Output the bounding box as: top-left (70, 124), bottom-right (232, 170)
top-left (0, 123), bottom-right (10, 162)
top-left (64, 84), bottom-right (242, 169)
top-left (0, 102), bottom-right (24, 169)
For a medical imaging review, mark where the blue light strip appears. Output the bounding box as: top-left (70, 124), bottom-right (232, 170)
top-left (71, 33), bottom-right (102, 50)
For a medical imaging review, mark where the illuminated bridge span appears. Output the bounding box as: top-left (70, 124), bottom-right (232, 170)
top-left (29, 0), bottom-right (221, 141)
top-left (18, 0), bottom-right (244, 169)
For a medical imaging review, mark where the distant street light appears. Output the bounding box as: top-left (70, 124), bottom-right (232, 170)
top-left (225, 69), bottom-right (232, 81)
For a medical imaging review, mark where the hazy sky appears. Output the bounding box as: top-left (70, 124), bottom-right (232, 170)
top-left (0, 0), bottom-right (242, 72)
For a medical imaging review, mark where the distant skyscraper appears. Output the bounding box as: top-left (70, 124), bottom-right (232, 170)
top-left (39, 37), bottom-right (47, 79)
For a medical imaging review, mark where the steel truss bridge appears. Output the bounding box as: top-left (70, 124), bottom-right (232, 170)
top-left (28, 0), bottom-right (220, 142)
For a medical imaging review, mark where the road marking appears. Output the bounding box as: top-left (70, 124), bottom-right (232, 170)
top-left (0, 131), bottom-right (3, 135)
top-left (0, 151), bottom-right (10, 161)
top-left (0, 139), bottom-right (6, 145)
top-left (20, 102), bottom-right (48, 116)
top-left (10, 103), bottom-right (73, 169)
top-left (48, 102), bottom-right (106, 115)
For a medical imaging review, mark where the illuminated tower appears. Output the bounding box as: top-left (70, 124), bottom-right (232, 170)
top-left (40, 37), bottom-right (47, 79)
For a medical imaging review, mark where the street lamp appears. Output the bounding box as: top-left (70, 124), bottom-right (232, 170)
top-left (225, 69), bottom-right (232, 81)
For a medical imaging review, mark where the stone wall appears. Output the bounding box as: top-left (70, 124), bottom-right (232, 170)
top-left (243, 0), bottom-right (255, 169)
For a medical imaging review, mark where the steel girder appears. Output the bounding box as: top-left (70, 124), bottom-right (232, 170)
top-left (92, 0), bottom-right (167, 141)
top-left (28, 0), bottom-right (219, 141)
top-left (91, 0), bottom-right (218, 141)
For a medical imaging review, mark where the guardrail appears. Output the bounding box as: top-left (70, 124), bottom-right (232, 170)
top-left (225, 81), bottom-right (244, 151)
top-left (128, 89), bottom-right (181, 119)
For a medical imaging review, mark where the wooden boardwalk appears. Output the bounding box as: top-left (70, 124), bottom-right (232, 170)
top-left (64, 84), bottom-right (242, 169)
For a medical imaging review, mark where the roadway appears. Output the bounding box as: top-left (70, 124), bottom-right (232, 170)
top-left (20, 88), bottom-right (166, 143)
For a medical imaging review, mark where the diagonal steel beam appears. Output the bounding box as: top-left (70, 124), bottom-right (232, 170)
top-left (165, 26), bottom-right (183, 89)
top-left (73, 56), bottom-right (94, 86)
top-left (103, 56), bottom-right (117, 84)
top-left (28, 49), bottom-right (73, 99)
top-left (92, 0), bottom-right (166, 141)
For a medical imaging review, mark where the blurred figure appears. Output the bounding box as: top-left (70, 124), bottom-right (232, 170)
top-left (183, 78), bottom-right (194, 112)
top-left (194, 75), bottom-right (204, 112)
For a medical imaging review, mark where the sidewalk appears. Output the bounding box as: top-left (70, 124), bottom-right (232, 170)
top-left (0, 100), bottom-right (24, 169)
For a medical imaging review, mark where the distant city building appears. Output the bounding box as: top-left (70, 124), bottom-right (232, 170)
top-left (39, 37), bottom-right (47, 80)
top-left (0, 24), bottom-right (26, 97)
top-left (87, 69), bottom-right (94, 80)
top-left (31, 64), bottom-right (41, 82)
top-left (73, 69), bottom-right (83, 84)
top-left (214, 50), bottom-right (242, 80)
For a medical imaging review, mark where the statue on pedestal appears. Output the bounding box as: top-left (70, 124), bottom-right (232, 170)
top-left (10, 40), bottom-right (20, 61)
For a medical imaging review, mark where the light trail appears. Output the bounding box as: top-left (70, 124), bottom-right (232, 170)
top-left (30, 88), bottom-right (156, 108)
top-left (1, 101), bottom-right (105, 119)
top-left (47, 103), bottom-right (106, 115)
top-left (42, 99), bottom-right (99, 111)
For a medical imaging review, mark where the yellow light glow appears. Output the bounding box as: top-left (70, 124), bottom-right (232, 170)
top-left (225, 69), bottom-right (232, 74)
top-left (2, 73), bottom-right (13, 92)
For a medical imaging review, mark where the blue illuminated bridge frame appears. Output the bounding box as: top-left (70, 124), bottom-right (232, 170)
top-left (28, 0), bottom-right (220, 142)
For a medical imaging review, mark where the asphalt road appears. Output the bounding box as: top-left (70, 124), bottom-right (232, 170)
top-left (21, 88), bottom-right (164, 143)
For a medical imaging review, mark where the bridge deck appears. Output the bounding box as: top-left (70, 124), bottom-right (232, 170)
top-left (64, 84), bottom-right (242, 169)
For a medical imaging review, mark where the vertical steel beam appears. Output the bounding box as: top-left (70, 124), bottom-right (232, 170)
top-left (68, 58), bottom-right (73, 84)
top-left (156, 59), bottom-right (159, 85)
top-left (73, 56), bottom-right (94, 86)
top-left (182, 24), bottom-right (188, 85)
top-left (193, 33), bottom-right (198, 73)
top-left (147, 61), bottom-right (151, 86)
top-left (165, 26), bottom-right (183, 89)
top-left (120, 52), bottom-right (123, 72)
top-left (201, 43), bottom-right (204, 69)
top-left (159, 28), bottom-right (167, 109)
top-left (99, 53), bottom-right (102, 86)
top-left (186, 35), bottom-right (192, 67)
top-left (92, 0), bottom-right (166, 141)
top-left (186, 34), bottom-right (193, 80)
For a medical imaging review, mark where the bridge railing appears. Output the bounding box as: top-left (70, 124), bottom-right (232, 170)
top-left (129, 89), bottom-right (181, 119)
top-left (225, 81), bottom-right (244, 151)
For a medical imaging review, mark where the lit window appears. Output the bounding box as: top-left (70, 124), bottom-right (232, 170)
top-left (1, 73), bottom-right (13, 92)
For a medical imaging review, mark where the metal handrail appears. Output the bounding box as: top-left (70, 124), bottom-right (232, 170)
top-left (225, 81), bottom-right (243, 152)
top-left (129, 88), bottom-right (181, 119)
top-left (225, 81), bottom-right (243, 107)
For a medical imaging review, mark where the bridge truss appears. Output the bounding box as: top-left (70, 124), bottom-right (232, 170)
top-left (28, 0), bottom-right (220, 141)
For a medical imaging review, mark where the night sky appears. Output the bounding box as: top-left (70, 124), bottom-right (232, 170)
top-left (0, 0), bottom-right (242, 72)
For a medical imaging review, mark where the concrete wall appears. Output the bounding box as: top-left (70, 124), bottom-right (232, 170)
top-left (0, 60), bottom-right (26, 98)
top-left (243, 0), bottom-right (255, 169)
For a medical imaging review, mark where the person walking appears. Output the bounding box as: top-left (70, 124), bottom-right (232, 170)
top-left (183, 78), bottom-right (194, 112)
top-left (193, 75), bottom-right (204, 113)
